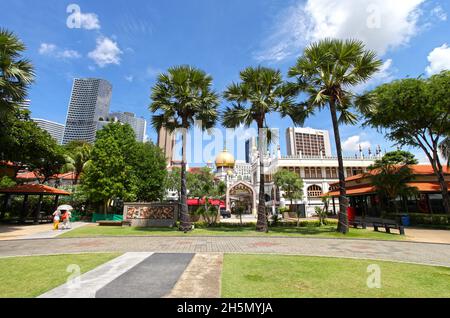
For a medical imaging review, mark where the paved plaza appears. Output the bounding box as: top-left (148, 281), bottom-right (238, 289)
top-left (1, 235), bottom-right (450, 267)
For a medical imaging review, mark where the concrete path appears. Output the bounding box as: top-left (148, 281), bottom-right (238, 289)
top-left (0, 222), bottom-right (88, 241)
top-left (166, 253), bottom-right (223, 298)
top-left (21, 222), bottom-right (88, 240)
top-left (39, 252), bottom-right (153, 298)
top-left (1, 236), bottom-right (450, 267)
top-left (97, 253), bottom-right (194, 298)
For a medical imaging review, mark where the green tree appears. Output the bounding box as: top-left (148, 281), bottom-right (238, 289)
top-left (273, 169), bottom-right (304, 227)
top-left (222, 66), bottom-right (294, 232)
top-left (368, 151), bottom-right (418, 213)
top-left (150, 65), bottom-right (220, 231)
top-left (0, 109), bottom-right (66, 182)
top-left (165, 167), bottom-right (181, 200)
top-left (81, 123), bottom-right (139, 213)
top-left (361, 71), bottom-right (450, 214)
top-left (287, 39), bottom-right (382, 233)
top-left (62, 141), bottom-right (92, 185)
top-left (0, 29), bottom-right (34, 117)
top-left (0, 176), bottom-right (16, 189)
top-left (133, 142), bottom-right (168, 202)
top-left (187, 167), bottom-right (215, 198)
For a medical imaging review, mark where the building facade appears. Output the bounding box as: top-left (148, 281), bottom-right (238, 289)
top-left (32, 118), bottom-right (65, 145)
top-left (223, 127), bottom-right (380, 217)
top-left (158, 126), bottom-right (176, 167)
top-left (286, 127), bottom-right (332, 157)
top-left (109, 112), bottom-right (147, 142)
top-left (62, 78), bottom-right (112, 145)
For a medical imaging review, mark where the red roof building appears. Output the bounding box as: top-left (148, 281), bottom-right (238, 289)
top-left (325, 165), bottom-right (450, 216)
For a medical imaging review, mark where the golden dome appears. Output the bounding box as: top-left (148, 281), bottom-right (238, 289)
top-left (215, 149), bottom-right (235, 168)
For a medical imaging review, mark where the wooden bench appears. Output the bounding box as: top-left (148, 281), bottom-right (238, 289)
top-left (371, 218), bottom-right (405, 235)
top-left (350, 216), bottom-right (367, 229)
top-left (122, 220), bottom-right (132, 227)
top-left (98, 221), bottom-right (123, 227)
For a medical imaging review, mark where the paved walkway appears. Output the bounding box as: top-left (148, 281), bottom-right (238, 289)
top-left (1, 236), bottom-right (450, 267)
top-left (39, 252), bottom-right (153, 298)
top-left (0, 222), bottom-right (88, 240)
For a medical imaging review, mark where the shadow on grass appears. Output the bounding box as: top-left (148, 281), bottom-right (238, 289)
top-left (132, 225), bottom-right (340, 236)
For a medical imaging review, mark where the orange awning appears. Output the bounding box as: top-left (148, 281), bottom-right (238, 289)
top-left (0, 184), bottom-right (71, 196)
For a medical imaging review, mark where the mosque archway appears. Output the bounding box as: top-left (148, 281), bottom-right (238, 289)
top-left (226, 181), bottom-right (257, 216)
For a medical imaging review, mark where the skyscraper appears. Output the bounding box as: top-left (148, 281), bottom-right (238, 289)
top-left (286, 127), bottom-right (332, 157)
top-left (157, 126), bottom-right (176, 167)
top-left (32, 118), bottom-right (65, 145)
top-left (62, 78), bottom-right (112, 145)
top-left (109, 111), bottom-right (147, 142)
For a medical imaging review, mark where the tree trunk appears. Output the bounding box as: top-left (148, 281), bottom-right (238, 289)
top-left (256, 124), bottom-right (268, 232)
top-left (179, 127), bottom-right (191, 231)
top-left (432, 154), bottom-right (450, 214)
top-left (329, 98), bottom-right (349, 234)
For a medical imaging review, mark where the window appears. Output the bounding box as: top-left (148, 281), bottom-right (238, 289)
top-left (307, 185), bottom-right (323, 198)
top-left (310, 167), bottom-right (317, 179)
top-left (304, 168), bottom-right (310, 179)
top-left (326, 168), bottom-right (331, 179)
top-left (331, 168), bottom-right (337, 178)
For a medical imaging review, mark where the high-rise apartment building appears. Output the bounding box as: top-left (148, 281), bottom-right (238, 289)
top-left (286, 127), bottom-right (332, 157)
top-left (109, 112), bottom-right (147, 142)
top-left (157, 126), bottom-right (176, 167)
top-left (32, 118), bottom-right (65, 145)
top-left (62, 78), bottom-right (112, 145)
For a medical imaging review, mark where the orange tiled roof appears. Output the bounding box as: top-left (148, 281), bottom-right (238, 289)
top-left (330, 165), bottom-right (449, 186)
top-left (51, 172), bottom-right (77, 180)
top-left (16, 171), bottom-right (41, 180)
top-left (326, 182), bottom-right (450, 197)
top-left (0, 184), bottom-right (71, 195)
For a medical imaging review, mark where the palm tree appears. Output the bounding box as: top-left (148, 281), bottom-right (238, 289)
top-left (150, 65), bottom-right (219, 232)
top-left (222, 66), bottom-right (294, 232)
top-left (439, 137), bottom-right (450, 168)
top-left (62, 142), bottom-right (92, 185)
top-left (287, 39), bottom-right (382, 234)
top-left (0, 29), bottom-right (35, 117)
top-left (368, 153), bottom-right (418, 213)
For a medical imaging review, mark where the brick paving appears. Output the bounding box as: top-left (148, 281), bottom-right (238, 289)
top-left (1, 236), bottom-right (450, 267)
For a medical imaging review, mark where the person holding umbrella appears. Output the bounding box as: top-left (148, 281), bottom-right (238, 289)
top-left (56, 205), bottom-right (73, 230)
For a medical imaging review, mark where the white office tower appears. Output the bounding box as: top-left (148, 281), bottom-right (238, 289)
top-left (32, 118), bottom-right (65, 145)
top-left (62, 78), bottom-right (112, 144)
top-left (286, 127), bottom-right (332, 158)
top-left (109, 112), bottom-right (147, 142)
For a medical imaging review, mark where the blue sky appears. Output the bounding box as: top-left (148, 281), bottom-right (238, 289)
top-left (3, 0), bottom-right (450, 164)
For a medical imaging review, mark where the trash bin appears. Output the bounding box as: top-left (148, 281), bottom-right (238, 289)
top-left (401, 215), bottom-right (410, 226)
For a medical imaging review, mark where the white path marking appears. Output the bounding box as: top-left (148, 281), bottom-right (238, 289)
top-left (38, 252), bottom-right (153, 298)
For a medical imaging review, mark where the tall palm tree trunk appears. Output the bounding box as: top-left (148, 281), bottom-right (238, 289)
top-left (179, 127), bottom-right (191, 231)
top-left (329, 99), bottom-right (349, 234)
top-left (256, 125), bottom-right (268, 232)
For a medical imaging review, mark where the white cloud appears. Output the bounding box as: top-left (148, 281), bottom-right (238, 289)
top-left (74, 12), bottom-right (101, 30)
top-left (431, 5), bottom-right (447, 21)
top-left (342, 135), bottom-right (371, 152)
top-left (125, 75), bottom-right (134, 82)
top-left (256, 0), bottom-right (426, 62)
top-left (425, 43), bottom-right (450, 75)
top-left (38, 43), bottom-right (81, 59)
top-left (88, 37), bottom-right (123, 67)
top-left (39, 43), bottom-right (56, 55)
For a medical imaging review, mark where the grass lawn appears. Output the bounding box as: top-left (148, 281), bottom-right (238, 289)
top-left (0, 253), bottom-right (120, 298)
top-left (60, 224), bottom-right (404, 241)
top-left (221, 254), bottom-right (450, 298)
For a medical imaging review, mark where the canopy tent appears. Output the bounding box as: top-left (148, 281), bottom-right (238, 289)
top-left (0, 184), bottom-right (71, 224)
top-left (187, 198), bottom-right (226, 209)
